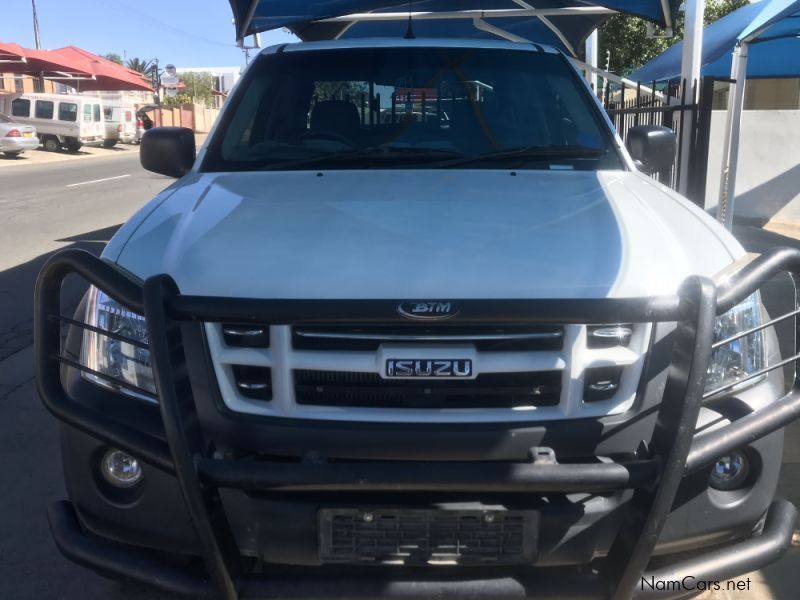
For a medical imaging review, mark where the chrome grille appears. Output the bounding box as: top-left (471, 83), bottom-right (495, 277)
top-left (205, 322), bottom-right (650, 423)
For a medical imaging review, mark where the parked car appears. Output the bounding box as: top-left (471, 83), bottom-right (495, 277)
top-left (134, 106), bottom-right (157, 143)
top-left (0, 92), bottom-right (104, 152)
top-left (0, 113), bottom-right (39, 157)
top-left (36, 39), bottom-right (800, 600)
top-left (100, 95), bottom-right (138, 147)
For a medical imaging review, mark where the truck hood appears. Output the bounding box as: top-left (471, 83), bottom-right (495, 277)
top-left (108, 170), bottom-right (742, 299)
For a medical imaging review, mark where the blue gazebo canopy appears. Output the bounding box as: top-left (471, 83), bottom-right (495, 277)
top-left (228, 1), bottom-right (682, 54)
top-left (631, 0), bottom-right (800, 81)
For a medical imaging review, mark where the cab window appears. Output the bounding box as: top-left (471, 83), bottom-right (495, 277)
top-left (59, 102), bottom-right (78, 122)
top-left (11, 98), bottom-right (30, 117)
top-left (206, 47), bottom-right (620, 172)
top-left (35, 100), bottom-right (54, 119)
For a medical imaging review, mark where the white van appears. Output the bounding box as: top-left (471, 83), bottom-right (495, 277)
top-left (101, 99), bottom-right (137, 147)
top-left (0, 93), bottom-right (105, 152)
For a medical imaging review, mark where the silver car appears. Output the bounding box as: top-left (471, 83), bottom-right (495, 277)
top-left (0, 113), bottom-right (39, 158)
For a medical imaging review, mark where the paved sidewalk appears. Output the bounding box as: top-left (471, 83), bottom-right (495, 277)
top-left (0, 133), bottom-right (208, 169)
top-left (0, 142), bottom-right (139, 168)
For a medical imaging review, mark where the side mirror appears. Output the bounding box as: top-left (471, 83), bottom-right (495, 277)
top-left (140, 127), bottom-right (195, 178)
top-left (626, 125), bottom-right (676, 175)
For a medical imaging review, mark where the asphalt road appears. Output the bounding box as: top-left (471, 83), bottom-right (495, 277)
top-left (0, 151), bottom-right (174, 599)
top-left (0, 150), bottom-right (171, 361)
top-left (0, 155), bottom-right (798, 599)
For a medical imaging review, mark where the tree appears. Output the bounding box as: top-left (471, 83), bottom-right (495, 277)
top-left (179, 72), bottom-right (216, 107)
top-left (102, 53), bottom-right (123, 65)
top-left (598, 0), bottom-right (749, 76)
top-left (126, 57), bottom-right (156, 75)
top-left (162, 92), bottom-right (193, 107)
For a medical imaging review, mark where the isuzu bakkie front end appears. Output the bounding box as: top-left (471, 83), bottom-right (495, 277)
top-left (35, 40), bottom-right (800, 600)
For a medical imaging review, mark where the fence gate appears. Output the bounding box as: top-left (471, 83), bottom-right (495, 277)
top-left (603, 76), bottom-right (724, 207)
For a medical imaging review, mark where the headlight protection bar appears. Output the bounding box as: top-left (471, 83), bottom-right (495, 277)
top-left (34, 247), bottom-right (800, 600)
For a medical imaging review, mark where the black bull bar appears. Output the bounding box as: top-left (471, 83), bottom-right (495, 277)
top-left (34, 247), bottom-right (800, 600)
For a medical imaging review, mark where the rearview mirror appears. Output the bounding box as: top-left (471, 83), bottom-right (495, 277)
top-left (140, 127), bottom-right (195, 178)
top-left (626, 125), bottom-right (676, 175)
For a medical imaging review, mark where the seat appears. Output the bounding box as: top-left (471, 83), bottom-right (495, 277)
top-left (309, 100), bottom-right (361, 140)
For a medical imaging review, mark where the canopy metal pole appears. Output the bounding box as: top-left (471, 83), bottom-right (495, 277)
top-left (585, 30), bottom-right (599, 92)
top-left (718, 42), bottom-right (749, 230)
top-left (678, 0), bottom-right (706, 196)
top-left (319, 7), bottom-right (617, 22)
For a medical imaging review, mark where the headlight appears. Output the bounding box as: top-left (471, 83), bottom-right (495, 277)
top-left (705, 293), bottom-right (766, 396)
top-left (80, 286), bottom-right (156, 401)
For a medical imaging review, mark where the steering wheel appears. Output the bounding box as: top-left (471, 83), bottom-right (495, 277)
top-left (296, 130), bottom-right (354, 146)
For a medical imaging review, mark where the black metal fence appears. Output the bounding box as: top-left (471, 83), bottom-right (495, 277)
top-left (602, 76), bottom-right (729, 207)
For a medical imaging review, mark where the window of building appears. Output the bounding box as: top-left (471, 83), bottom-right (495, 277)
top-left (59, 102), bottom-right (78, 122)
top-left (35, 100), bottom-right (55, 119)
top-left (11, 98), bottom-right (30, 117)
top-left (14, 77), bottom-right (24, 93)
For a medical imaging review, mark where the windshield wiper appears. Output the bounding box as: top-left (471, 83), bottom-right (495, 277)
top-left (438, 145), bottom-right (608, 168)
top-left (260, 146), bottom-right (465, 171)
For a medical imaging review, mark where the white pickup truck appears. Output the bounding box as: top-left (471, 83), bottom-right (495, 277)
top-left (35, 38), bottom-right (800, 600)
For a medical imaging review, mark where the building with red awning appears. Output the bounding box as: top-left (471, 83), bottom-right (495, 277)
top-left (51, 46), bottom-right (153, 92)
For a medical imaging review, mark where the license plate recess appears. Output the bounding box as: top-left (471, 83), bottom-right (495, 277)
top-left (319, 508), bottom-right (538, 565)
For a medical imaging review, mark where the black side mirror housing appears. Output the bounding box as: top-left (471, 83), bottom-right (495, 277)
top-left (626, 125), bottom-right (676, 175)
top-left (140, 127), bottom-right (195, 178)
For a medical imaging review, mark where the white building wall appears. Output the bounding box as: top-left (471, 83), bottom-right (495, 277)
top-left (705, 110), bottom-right (800, 225)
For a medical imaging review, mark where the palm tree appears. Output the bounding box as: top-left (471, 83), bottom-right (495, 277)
top-left (126, 57), bottom-right (155, 75)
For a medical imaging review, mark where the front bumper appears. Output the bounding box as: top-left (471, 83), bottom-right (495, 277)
top-left (34, 248), bottom-right (800, 600)
top-left (48, 497), bottom-right (797, 600)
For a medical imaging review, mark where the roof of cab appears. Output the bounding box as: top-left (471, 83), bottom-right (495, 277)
top-left (259, 37), bottom-right (561, 56)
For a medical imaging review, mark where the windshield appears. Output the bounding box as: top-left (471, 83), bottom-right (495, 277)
top-left (203, 46), bottom-right (622, 172)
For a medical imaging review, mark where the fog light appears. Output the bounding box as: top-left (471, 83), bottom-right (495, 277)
top-left (709, 451), bottom-right (749, 490)
top-left (101, 449), bottom-right (143, 488)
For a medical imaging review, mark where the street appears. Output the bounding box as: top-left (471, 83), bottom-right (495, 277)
top-left (0, 149), bottom-right (174, 600)
top-left (0, 153), bottom-right (798, 600)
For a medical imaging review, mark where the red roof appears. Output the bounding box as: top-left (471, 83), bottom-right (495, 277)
top-left (51, 46), bottom-right (153, 92)
top-left (0, 42), bottom-right (26, 62)
top-left (0, 42), bottom-right (93, 77)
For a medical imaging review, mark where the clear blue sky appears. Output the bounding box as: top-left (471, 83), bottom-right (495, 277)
top-left (1, 0), bottom-right (297, 67)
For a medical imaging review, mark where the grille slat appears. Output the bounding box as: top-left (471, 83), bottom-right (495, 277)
top-left (293, 324), bottom-right (563, 352)
top-left (294, 369), bottom-right (561, 409)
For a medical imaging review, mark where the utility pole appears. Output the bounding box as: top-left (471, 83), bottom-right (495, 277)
top-left (32, 0), bottom-right (45, 92)
top-left (31, 0), bottom-right (42, 49)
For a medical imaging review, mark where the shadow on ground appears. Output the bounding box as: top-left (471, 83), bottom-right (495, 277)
top-left (0, 224), bottom-right (121, 362)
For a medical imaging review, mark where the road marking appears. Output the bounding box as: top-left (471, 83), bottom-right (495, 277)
top-left (66, 174), bottom-right (131, 188)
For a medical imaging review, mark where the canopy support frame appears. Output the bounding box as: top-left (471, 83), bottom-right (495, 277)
top-left (316, 7), bottom-right (618, 23)
top-left (718, 41), bottom-right (749, 230)
top-left (678, 0), bottom-right (706, 196)
top-left (512, 0), bottom-right (578, 56)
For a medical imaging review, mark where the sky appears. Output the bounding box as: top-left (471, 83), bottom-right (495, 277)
top-left (1, 0), bottom-right (297, 68)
